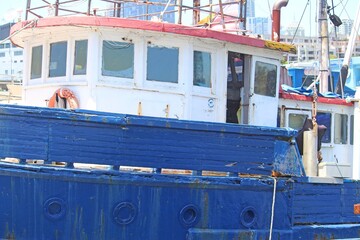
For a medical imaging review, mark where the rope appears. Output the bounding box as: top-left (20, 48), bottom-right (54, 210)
top-left (291, 0), bottom-right (310, 44)
top-left (269, 177), bottom-right (277, 240)
top-left (0, 19), bottom-right (38, 45)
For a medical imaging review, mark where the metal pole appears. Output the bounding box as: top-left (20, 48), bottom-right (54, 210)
top-left (243, 0), bottom-right (247, 31)
top-left (87, 0), bottom-right (92, 15)
top-left (26, 0), bottom-right (31, 20)
top-left (177, 0), bottom-right (183, 24)
top-left (193, 0), bottom-right (200, 25)
top-left (116, 2), bottom-right (121, 17)
top-left (55, 0), bottom-right (60, 16)
top-left (218, 0), bottom-right (225, 30)
top-left (318, 0), bottom-right (329, 93)
top-left (336, 2), bottom-right (360, 95)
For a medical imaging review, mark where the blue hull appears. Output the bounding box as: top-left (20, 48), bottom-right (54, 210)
top-left (0, 105), bottom-right (358, 239)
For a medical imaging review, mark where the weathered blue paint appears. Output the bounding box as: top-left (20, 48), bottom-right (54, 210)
top-left (0, 104), bottom-right (359, 239)
top-left (0, 104), bottom-right (302, 176)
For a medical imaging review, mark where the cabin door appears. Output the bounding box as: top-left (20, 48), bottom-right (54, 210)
top-left (248, 57), bottom-right (280, 127)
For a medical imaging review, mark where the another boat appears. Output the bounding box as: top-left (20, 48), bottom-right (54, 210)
top-left (1, 0), bottom-right (360, 239)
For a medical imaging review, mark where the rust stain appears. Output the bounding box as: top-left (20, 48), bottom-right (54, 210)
top-left (354, 203), bottom-right (360, 214)
top-left (5, 223), bottom-right (15, 240)
top-left (5, 233), bottom-right (15, 240)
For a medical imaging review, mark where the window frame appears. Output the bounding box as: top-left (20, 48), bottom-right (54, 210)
top-left (146, 43), bottom-right (179, 84)
top-left (316, 111), bottom-right (332, 144)
top-left (285, 109), bottom-right (311, 129)
top-left (253, 60), bottom-right (278, 97)
top-left (73, 39), bottom-right (88, 76)
top-left (334, 113), bottom-right (348, 145)
top-left (30, 45), bottom-right (43, 80)
top-left (193, 50), bottom-right (212, 88)
top-left (99, 38), bottom-right (135, 85)
top-left (48, 41), bottom-right (68, 78)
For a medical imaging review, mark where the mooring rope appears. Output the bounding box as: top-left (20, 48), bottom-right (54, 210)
top-left (0, 19), bottom-right (38, 45)
top-left (269, 177), bottom-right (277, 240)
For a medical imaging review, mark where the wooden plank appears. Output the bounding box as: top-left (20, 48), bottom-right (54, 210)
top-left (0, 104), bottom-right (302, 175)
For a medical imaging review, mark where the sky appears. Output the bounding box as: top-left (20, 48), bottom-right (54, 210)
top-left (0, 0), bottom-right (24, 23)
top-left (255, 0), bottom-right (359, 36)
top-left (0, 0), bottom-right (359, 37)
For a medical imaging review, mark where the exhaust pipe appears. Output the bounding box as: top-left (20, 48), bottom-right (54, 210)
top-left (272, 0), bottom-right (289, 42)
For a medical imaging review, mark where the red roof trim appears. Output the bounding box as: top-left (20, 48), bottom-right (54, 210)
top-left (280, 92), bottom-right (353, 106)
top-left (11, 16), bottom-right (265, 48)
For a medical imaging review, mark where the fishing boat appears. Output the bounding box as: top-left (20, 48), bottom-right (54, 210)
top-left (1, 0), bottom-right (360, 239)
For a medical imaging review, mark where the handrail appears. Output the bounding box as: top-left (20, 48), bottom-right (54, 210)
top-left (25, 0), bottom-right (247, 31)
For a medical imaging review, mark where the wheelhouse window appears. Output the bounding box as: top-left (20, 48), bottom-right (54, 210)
top-left (49, 41), bottom-right (67, 77)
top-left (31, 45), bottom-right (43, 79)
top-left (254, 61), bottom-right (277, 97)
top-left (193, 51), bottom-right (211, 87)
top-left (288, 113), bottom-right (308, 130)
top-left (73, 40), bottom-right (88, 75)
top-left (102, 40), bottom-right (134, 78)
top-left (316, 112), bottom-right (331, 143)
top-left (147, 44), bottom-right (178, 83)
top-left (334, 114), bottom-right (348, 144)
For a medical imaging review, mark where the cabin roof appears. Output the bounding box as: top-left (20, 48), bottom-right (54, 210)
top-left (280, 90), bottom-right (353, 106)
top-left (10, 16), bottom-right (296, 54)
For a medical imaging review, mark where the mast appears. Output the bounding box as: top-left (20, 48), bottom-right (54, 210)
top-left (303, 0), bottom-right (330, 175)
top-left (335, 3), bottom-right (360, 96)
top-left (318, 0), bottom-right (329, 93)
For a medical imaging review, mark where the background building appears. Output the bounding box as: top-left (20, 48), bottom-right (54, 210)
top-left (0, 22), bottom-right (22, 102)
top-left (280, 21), bottom-right (360, 63)
top-left (246, 0), bottom-right (255, 18)
top-left (106, 0), bottom-right (175, 23)
top-left (246, 17), bottom-right (271, 37)
top-left (338, 19), bottom-right (354, 37)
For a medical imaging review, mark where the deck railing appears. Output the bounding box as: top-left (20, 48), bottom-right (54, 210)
top-left (25, 0), bottom-right (248, 31)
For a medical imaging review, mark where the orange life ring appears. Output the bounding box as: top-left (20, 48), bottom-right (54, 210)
top-left (48, 88), bottom-right (79, 109)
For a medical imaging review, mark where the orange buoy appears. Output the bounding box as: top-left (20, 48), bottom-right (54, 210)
top-left (48, 88), bottom-right (79, 109)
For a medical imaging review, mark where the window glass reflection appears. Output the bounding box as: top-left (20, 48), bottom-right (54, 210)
top-left (147, 45), bottom-right (178, 83)
top-left (74, 40), bottom-right (88, 75)
top-left (193, 51), bottom-right (211, 87)
top-left (31, 45), bottom-right (42, 79)
top-left (254, 61), bottom-right (277, 97)
top-left (102, 41), bottom-right (134, 78)
top-left (49, 41), bottom-right (67, 77)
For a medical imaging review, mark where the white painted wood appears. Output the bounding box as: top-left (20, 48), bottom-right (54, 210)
top-left (85, 31), bottom-right (100, 110)
top-left (18, 23), bottom-right (285, 127)
top-left (352, 87), bottom-right (360, 179)
top-left (248, 56), bottom-right (280, 127)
